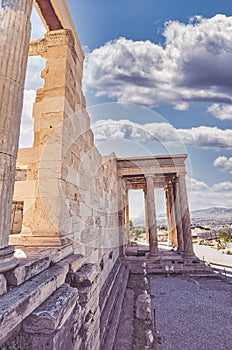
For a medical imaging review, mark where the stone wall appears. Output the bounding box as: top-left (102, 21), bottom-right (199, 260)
top-left (10, 29), bottom-right (121, 289)
top-left (1, 5), bottom-right (124, 349)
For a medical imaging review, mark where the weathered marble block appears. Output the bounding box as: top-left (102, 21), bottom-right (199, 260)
top-left (67, 263), bottom-right (98, 288)
top-left (23, 283), bottom-right (78, 334)
top-left (65, 254), bottom-right (86, 273)
top-left (0, 262), bottom-right (69, 347)
top-left (0, 274), bottom-right (7, 296)
top-left (135, 291), bottom-right (152, 321)
top-left (5, 255), bottom-right (51, 286)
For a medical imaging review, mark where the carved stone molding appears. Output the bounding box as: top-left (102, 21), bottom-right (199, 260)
top-left (29, 29), bottom-right (77, 62)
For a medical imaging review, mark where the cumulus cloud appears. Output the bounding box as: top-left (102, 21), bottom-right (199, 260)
top-left (19, 90), bottom-right (36, 148)
top-left (25, 56), bottom-right (45, 90)
top-left (214, 156), bottom-right (232, 173)
top-left (31, 6), bottom-right (46, 40)
top-left (208, 104), bottom-right (232, 120)
top-left (174, 102), bottom-right (189, 111)
top-left (187, 177), bottom-right (232, 209)
top-left (92, 119), bottom-right (232, 149)
top-left (84, 15), bottom-right (232, 107)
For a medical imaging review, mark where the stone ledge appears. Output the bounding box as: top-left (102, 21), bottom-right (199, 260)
top-left (101, 265), bottom-right (129, 350)
top-left (2, 244), bottom-right (75, 288)
top-left (5, 255), bottom-right (51, 287)
top-left (66, 263), bottom-right (98, 287)
top-left (99, 259), bottom-right (121, 311)
top-left (0, 274), bottom-right (7, 296)
top-left (23, 283), bottom-right (78, 334)
top-left (0, 261), bottom-right (69, 346)
top-left (65, 254), bottom-right (86, 273)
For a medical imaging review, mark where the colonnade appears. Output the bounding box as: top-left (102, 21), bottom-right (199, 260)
top-left (121, 172), bottom-right (194, 259)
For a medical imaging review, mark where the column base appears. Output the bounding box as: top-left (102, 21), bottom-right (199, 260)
top-left (148, 251), bottom-right (159, 258)
top-left (0, 246), bottom-right (18, 273)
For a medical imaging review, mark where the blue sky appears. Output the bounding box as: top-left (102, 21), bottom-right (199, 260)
top-left (21, 0), bottom-right (232, 213)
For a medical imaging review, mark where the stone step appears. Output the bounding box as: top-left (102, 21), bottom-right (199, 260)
top-left (5, 249), bottom-right (86, 287)
top-left (99, 259), bottom-right (121, 311)
top-left (113, 288), bottom-right (134, 350)
top-left (100, 263), bottom-right (129, 350)
top-left (0, 261), bottom-right (69, 347)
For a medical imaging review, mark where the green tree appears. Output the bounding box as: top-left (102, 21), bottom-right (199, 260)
top-left (218, 230), bottom-right (231, 249)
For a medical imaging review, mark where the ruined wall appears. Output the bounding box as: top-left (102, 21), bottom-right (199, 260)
top-left (10, 29), bottom-right (120, 288)
top-left (0, 5), bottom-right (124, 349)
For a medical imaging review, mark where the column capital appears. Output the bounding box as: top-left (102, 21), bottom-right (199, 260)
top-left (176, 171), bottom-right (187, 177)
top-left (145, 174), bottom-right (154, 180)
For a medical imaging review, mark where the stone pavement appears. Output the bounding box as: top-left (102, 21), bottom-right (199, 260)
top-left (150, 275), bottom-right (232, 350)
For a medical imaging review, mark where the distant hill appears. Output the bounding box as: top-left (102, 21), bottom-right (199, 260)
top-left (190, 207), bottom-right (232, 225)
top-left (132, 207), bottom-right (232, 227)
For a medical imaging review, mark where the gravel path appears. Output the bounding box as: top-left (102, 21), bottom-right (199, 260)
top-left (150, 276), bottom-right (232, 350)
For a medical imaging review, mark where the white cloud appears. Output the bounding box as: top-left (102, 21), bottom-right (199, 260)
top-left (92, 119), bottom-right (232, 149)
top-left (187, 177), bottom-right (209, 192)
top-left (84, 15), bottom-right (232, 107)
top-left (31, 6), bottom-right (46, 40)
top-left (25, 56), bottom-right (45, 90)
top-left (187, 177), bottom-right (232, 210)
top-left (174, 102), bottom-right (189, 111)
top-left (208, 104), bottom-right (232, 120)
top-left (214, 156), bottom-right (232, 173)
top-left (19, 90), bottom-right (36, 148)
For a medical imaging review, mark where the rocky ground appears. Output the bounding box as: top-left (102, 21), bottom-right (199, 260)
top-left (150, 276), bottom-right (232, 350)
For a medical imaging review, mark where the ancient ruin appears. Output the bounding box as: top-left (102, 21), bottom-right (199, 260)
top-left (0, 1), bottom-right (203, 349)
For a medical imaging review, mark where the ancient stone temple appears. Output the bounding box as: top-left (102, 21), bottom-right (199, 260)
top-left (0, 1), bottom-right (197, 349)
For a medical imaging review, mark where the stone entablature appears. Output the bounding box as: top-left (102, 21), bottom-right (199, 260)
top-left (117, 155), bottom-right (194, 258)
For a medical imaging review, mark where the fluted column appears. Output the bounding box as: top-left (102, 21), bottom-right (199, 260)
top-left (145, 175), bottom-right (158, 256)
top-left (143, 188), bottom-right (149, 242)
top-left (173, 178), bottom-right (184, 252)
top-left (118, 178), bottom-right (126, 255)
top-left (166, 182), bottom-right (177, 247)
top-left (0, 0), bottom-right (33, 271)
top-left (165, 182), bottom-right (178, 247)
top-left (178, 174), bottom-right (194, 258)
top-left (125, 188), bottom-right (130, 245)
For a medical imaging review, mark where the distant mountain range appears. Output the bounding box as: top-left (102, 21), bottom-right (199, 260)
top-left (132, 207), bottom-right (232, 226)
top-left (190, 207), bottom-right (232, 225)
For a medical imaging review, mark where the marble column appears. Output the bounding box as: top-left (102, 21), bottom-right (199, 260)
top-left (118, 178), bottom-right (126, 255)
top-left (178, 174), bottom-right (194, 258)
top-left (0, 0), bottom-right (33, 271)
top-left (145, 175), bottom-right (158, 256)
top-left (125, 188), bottom-right (130, 245)
top-left (143, 188), bottom-right (149, 242)
top-left (173, 178), bottom-right (184, 252)
top-left (165, 183), bottom-right (177, 247)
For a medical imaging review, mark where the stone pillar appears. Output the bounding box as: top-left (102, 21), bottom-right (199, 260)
top-left (125, 188), bottom-right (130, 245)
top-left (118, 178), bottom-right (126, 255)
top-left (178, 174), bottom-right (194, 258)
top-left (165, 182), bottom-right (177, 247)
top-left (145, 175), bottom-right (158, 256)
top-left (0, 0), bottom-right (33, 271)
top-left (143, 188), bottom-right (149, 242)
top-left (9, 29), bottom-right (85, 247)
top-left (173, 178), bottom-right (184, 252)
